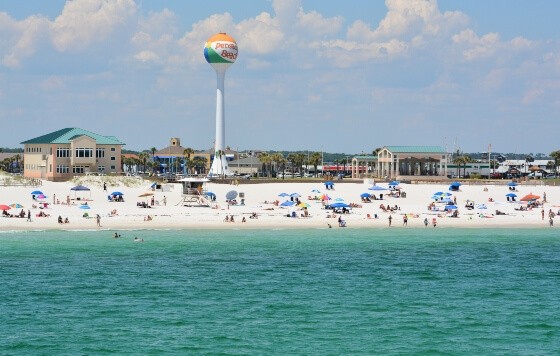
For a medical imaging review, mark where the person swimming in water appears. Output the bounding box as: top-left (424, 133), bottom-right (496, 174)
top-left (113, 232), bottom-right (121, 238)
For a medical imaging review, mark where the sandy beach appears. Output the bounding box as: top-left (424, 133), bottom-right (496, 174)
top-left (1, 175), bottom-right (558, 231)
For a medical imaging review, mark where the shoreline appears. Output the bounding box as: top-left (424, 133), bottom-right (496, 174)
top-left (1, 176), bottom-right (557, 233)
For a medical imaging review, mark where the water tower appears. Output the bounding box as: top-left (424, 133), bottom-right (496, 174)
top-left (204, 33), bottom-right (238, 177)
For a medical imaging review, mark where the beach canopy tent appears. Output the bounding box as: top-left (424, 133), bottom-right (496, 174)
top-left (71, 185), bottom-right (90, 191)
top-left (505, 193), bottom-right (517, 197)
top-left (110, 192), bottom-right (124, 196)
top-left (328, 202), bottom-right (351, 209)
top-left (369, 185), bottom-right (387, 191)
top-left (449, 182), bottom-right (461, 191)
top-left (324, 181), bottom-right (334, 190)
top-left (520, 194), bottom-right (540, 201)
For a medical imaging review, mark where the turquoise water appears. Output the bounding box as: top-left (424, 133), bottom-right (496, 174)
top-left (1, 228), bottom-right (559, 354)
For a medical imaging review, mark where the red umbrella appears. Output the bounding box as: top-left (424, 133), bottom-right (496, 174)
top-left (520, 194), bottom-right (540, 201)
top-left (0, 204), bottom-right (11, 211)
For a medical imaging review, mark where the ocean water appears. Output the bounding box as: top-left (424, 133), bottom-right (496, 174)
top-left (1, 228), bottom-right (559, 355)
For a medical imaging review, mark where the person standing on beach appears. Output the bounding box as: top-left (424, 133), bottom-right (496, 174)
top-left (388, 215), bottom-right (392, 227)
top-left (541, 209), bottom-right (545, 220)
top-left (403, 215), bottom-right (408, 226)
top-left (103, 182), bottom-right (107, 192)
top-left (96, 214), bottom-right (101, 227)
top-left (163, 196), bottom-right (167, 206)
top-left (432, 218), bottom-right (437, 227)
top-left (549, 217), bottom-right (554, 227)
top-left (423, 218), bottom-right (428, 227)
top-left (27, 209), bottom-right (31, 222)
top-left (66, 195), bottom-right (70, 205)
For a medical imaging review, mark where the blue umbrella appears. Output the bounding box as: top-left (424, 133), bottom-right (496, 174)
top-left (451, 181), bottom-right (461, 186)
top-left (280, 201), bottom-right (295, 207)
top-left (433, 192), bottom-right (452, 196)
top-left (334, 197), bottom-right (345, 202)
top-left (324, 181), bottom-right (333, 185)
top-left (111, 191), bottom-right (124, 196)
top-left (31, 190), bottom-right (43, 195)
top-left (360, 193), bottom-right (371, 198)
top-left (205, 192), bottom-right (216, 197)
top-left (389, 181), bottom-right (399, 186)
top-left (71, 185), bottom-right (90, 191)
top-left (444, 205), bottom-right (458, 211)
top-left (507, 182), bottom-right (518, 187)
top-left (329, 202), bottom-right (351, 208)
top-left (278, 193), bottom-right (289, 197)
top-left (441, 198), bottom-right (453, 203)
top-left (369, 185), bottom-right (387, 191)
top-left (79, 205), bottom-right (90, 209)
top-left (290, 193), bottom-right (301, 198)
top-left (505, 193), bottom-right (517, 197)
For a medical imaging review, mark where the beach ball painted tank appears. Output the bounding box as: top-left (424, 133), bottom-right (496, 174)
top-left (204, 33), bottom-right (238, 65)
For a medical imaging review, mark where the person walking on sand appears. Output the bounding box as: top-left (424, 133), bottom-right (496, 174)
top-left (541, 208), bottom-right (545, 220)
top-left (388, 215), bottom-right (392, 227)
top-left (103, 182), bottom-right (107, 192)
top-left (424, 218), bottom-right (428, 227)
top-left (27, 209), bottom-right (31, 222)
top-left (403, 215), bottom-right (408, 226)
top-left (163, 196), bottom-right (167, 206)
top-left (96, 214), bottom-right (101, 227)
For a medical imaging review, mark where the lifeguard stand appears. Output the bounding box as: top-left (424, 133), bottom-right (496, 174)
top-left (177, 177), bottom-right (212, 207)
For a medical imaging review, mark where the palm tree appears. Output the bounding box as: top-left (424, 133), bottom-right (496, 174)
top-left (462, 155), bottom-right (472, 177)
top-left (453, 155), bottom-right (465, 177)
top-left (183, 148), bottom-right (194, 175)
top-left (271, 153), bottom-right (285, 178)
top-left (150, 147), bottom-right (157, 160)
top-left (550, 150), bottom-right (560, 176)
top-left (138, 152), bottom-right (149, 173)
top-left (309, 152), bottom-right (322, 177)
top-left (192, 156), bottom-right (207, 175)
top-left (258, 152), bottom-right (272, 177)
top-left (286, 153), bottom-right (297, 178)
top-left (294, 153), bottom-right (306, 177)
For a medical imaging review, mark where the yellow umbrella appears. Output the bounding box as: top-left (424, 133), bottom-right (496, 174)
top-left (297, 202), bottom-right (311, 208)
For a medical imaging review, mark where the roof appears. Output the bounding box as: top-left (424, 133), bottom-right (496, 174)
top-left (384, 146), bottom-right (447, 153)
top-left (20, 128), bottom-right (125, 145)
top-left (353, 155), bottom-right (377, 160)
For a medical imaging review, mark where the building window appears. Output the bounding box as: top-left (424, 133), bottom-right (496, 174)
top-left (56, 165), bottom-right (69, 174)
top-left (56, 147), bottom-right (71, 158)
top-left (75, 148), bottom-right (93, 158)
top-left (110, 147), bottom-right (116, 152)
top-left (72, 166), bottom-right (86, 174)
top-left (98, 166), bottom-right (105, 172)
top-left (96, 148), bottom-right (105, 158)
top-left (110, 165), bottom-right (115, 170)
top-left (110, 156), bottom-right (116, 161)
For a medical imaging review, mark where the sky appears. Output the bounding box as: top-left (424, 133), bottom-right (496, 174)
top-left (0, 0), bottom-right (559, 155)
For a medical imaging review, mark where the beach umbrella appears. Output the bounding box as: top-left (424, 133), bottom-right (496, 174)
top-left (360, 193), bottom-right (371, 198)
top-left (9, 203), bottom-right (23, 209)
top-left (280, 201), bottom-right (295, 207)
top-left (138, 192), bottom-right (154, 197)
top-left (226, 190), bottom-right (238, 201)
top-left (36, 194), bottom-right (47, 200)
top-left (0, 204), bottom-right (11, 211)
top-left (334, 197), bottom-right (345, 202)
top-left (505, 193), bottom-right (517, 197)
top-left (433, 192), bottom-right (452, 196)
top-left (451, 181), bottom-right (462, 186)
top-left (507, 182), bottom-right (518, 187)
top-left (520, 194), bottom-right (540, 201)
top-left (297, 202), bottom-right (311, 208)
top-left (389, 180), bottom-right (400, 186)
top-left (79, 205), bottom-right (91, 209)
top-left (444, 205), bottom-right (458, 211)
top-left (205, 192), bottom-right (216, 198)
top-left (278, 193), bottom-right (289, 197)
top-left (290, 193), bottom-right (301, 198)
top-left (71, 185), bottom-right (90, 191)
top-left (329, 202), bottom-right (351, 208)
top-left (110, 191), bottom-right (124, 196)
top-left (369, 185), bottom-right (387, 191)
top-left (31, 190), bottom-right (43, 195)
top-left (321, 194), bottom-right (331, 201)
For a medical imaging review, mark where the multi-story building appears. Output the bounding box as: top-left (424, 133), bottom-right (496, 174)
top-left (20, 128), bottom-right (125, 181)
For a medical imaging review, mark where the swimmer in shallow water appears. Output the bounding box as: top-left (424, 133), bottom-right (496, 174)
top-left (113, 232), bottom-right (121, 238)
top-left (133, 237), bottom-right (144, 242)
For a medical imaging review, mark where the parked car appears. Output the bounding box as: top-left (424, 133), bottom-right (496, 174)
top-left (544, 173), bottom-right (557, 179)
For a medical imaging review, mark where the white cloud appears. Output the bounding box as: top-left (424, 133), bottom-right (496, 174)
top-left (50, 0), bottom-right (137, 52)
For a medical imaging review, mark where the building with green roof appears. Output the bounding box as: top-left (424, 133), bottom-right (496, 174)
top-left (351, 146), bottom-right (450, 180)
top-left (20, 128), bottom-right (125, 181)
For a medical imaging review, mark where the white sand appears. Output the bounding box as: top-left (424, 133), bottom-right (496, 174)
top-left (1, 176), bottom-right (558, 231)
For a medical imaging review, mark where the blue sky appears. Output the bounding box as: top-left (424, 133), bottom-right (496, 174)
top-left (1, 0), bottom-right (559, 155)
